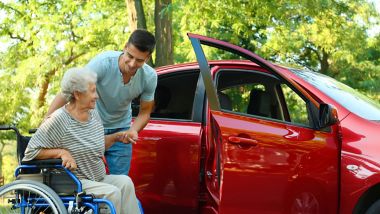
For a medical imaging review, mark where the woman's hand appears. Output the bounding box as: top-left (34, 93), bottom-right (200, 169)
top-left (60, 149), bottom-right (77, 171)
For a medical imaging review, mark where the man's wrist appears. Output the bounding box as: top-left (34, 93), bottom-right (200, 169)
top-left (130, 126), bottom-right (141, 133)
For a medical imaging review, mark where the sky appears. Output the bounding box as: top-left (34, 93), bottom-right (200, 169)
top-left (368, 0), bottom-right (380, 36)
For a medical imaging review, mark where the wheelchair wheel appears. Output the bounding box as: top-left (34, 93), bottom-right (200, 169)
top-left (0, 180), bottom-right (67, 214)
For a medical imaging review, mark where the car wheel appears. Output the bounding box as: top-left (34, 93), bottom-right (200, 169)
top-left (288, 186), bottom-right (324, 214)
top-left (366, 199), bottom-right (380, 214)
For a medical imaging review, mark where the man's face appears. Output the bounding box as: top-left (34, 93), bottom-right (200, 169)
top-left (122, 44), bottom-right (150, 76)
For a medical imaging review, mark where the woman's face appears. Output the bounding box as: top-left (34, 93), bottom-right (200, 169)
top-left (76, 82), bottom-right (98, 109)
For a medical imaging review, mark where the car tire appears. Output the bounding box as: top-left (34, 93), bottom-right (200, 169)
top-left (366, 199), bottom-right (380, 214)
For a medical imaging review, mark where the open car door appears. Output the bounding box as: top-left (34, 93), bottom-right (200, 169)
top-left (188, 33), bottom-right (340, 214)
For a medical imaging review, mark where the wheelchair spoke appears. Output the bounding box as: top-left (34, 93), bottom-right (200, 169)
top-left (26, 190), bottom-right (32, 214)
top-left (0, 180), bottom-right (67, 214)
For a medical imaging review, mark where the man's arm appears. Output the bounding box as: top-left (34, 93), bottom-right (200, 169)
top-left (132, 100), bottom-right (154, 132)
top-left (45, 93), bottom-right (67, 119)
top-left (120, 100), bottom-right (154, 143)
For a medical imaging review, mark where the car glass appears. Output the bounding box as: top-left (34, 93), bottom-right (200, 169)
top-left (291, 69), bottom-right (380, 121)
top-left (217, 69), bottom-right (311, 127)
top-left (150, 71), bottom-right (199, 120)
top-left (280, 84), bottom-right (310, 126)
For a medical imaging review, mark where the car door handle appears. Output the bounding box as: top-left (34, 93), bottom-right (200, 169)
top-left (228, 136), bottom-right (258, 146)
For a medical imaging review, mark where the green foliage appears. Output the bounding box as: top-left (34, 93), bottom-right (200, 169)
top-left (1, 139), bottom-right (17, 184)
top-left (0, 1), bottom-right (136, 179)
top-left (281, 84), bottom-right (309, 126)
top-left (222, 84), bottom-right (265, 113)
top-left (258, 0), bottom-right (380, 97)
top-left (0, 0), bottom-right (130, 134)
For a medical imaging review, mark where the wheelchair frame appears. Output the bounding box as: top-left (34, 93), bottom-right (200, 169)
top-left (0, 125), bottom-right (124, 214)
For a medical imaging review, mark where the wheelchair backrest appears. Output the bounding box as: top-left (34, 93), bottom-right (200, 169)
top-left (17, 134), bottom-right (31, 164)
top-left (16, 131), bottom-right (78, 196)
top-left (0, 126), bottom-right (79, 195)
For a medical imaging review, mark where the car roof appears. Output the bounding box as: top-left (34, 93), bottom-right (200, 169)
top-left (156, 60), bottom-right (256, 69)
top-left (155, 60), bottom-right (289, 73)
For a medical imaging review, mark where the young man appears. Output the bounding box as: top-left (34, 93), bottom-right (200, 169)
top-left (45, 29), bottom-right (157, 175)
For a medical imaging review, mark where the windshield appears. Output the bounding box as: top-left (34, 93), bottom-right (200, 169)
top-left (291, 69), bottom-right (380, 121)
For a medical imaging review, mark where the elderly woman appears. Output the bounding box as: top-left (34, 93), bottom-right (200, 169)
top-left (23, 67), bottom-right (140, 214)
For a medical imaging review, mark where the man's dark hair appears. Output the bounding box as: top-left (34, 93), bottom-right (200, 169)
top-left (126, 29), bottom-right (156, 54)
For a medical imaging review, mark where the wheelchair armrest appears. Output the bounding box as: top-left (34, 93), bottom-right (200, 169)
top-left (21, 159), bottom-right (62, 167)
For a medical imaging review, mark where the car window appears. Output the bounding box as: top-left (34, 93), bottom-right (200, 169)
top-left (217, 69), bottom-right (312, 127)
top-left (217, 70), bottom-right (282, 119)
top-left (219, 83), bottom-right (265, 113)
top-left (134, 71), bottom-right (199, 120)
top-left (280, 84), bottom-right (310, 126)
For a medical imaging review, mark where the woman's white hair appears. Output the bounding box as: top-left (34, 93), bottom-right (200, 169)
top-left (61, 67), bottom-right (97, 102)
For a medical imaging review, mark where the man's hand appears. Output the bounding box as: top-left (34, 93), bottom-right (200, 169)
top-left (119, 128), bottom-right (139, 144)
top-left (105, 130), bottom-right (138, 149)
top-left (60, 149), bottom-right (77, 171)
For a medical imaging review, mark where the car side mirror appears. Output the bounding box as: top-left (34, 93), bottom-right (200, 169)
top-left (318, 103), bottom-right (339, 129)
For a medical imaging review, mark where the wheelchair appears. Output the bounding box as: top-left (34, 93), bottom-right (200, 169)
top-left (0, 125), bottom-right (143, 214)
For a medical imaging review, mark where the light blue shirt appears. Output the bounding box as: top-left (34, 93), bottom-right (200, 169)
top-left (86, 51), bottom-right (157, 129)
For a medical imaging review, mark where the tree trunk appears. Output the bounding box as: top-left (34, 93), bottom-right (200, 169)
top-left (126, 0), bottom-right (153, 66)
top-left (126, 0), bottom-right (137, 31)
top-left (320, 50), bottom-right (330, 75)
top-left (154, 0), bottom-right (173, 67)
top-left (135, 0), bottom-right (147, 29)
top-left (37, 52), bottom-right (85, 109)
top-left (38, 69), bottom-right (57, 108)
top-left (126, 0), bottom-right (147, 31)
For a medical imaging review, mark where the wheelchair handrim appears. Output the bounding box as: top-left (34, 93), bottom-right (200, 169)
top-left (0, 183), bottom-right (61, 214)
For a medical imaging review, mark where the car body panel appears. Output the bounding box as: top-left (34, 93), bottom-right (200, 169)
top-left (339, 113), bottom-right (380, 213)
top-left (127, 33), bottom-right (379, 214)
top-left (210, 110), bottom-right (340, 213)
top-left (188, 34), bottom-right (340, 213)
top-left (130, 120), bottom-right (202, 213)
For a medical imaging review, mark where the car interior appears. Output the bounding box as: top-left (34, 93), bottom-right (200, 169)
top-left (216, 69), bottom-right (313, 127)
top-left (132, 67), bottom-right (312, 127)
top-left (216, 69), bottom-right (285, 120)
top-left (132, 70), bottom-right (200, 120)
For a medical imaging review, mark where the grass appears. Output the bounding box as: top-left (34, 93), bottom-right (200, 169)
top-left (0, 204), bottom-right (12, 213)
top-left (1, 140), bottom-right (18, 185)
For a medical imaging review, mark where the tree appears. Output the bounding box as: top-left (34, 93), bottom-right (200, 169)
top-left (0, 0), bottom-right (132, 182)
top-left (1, 0), bottom-right (378, 135)
top-left (0, 0), bottom-right (129, 131)
top-left (154, 0), bottom-right (173, 66)
top-left (260, 0), bottom-right (379, 97)
top-left (126, 0), bottom-right (157, 66)
top-left (174, 0), bottom-right (379, 99)
top-left (126, 0), bottom-right (148, 31)
top-left (126, 0), bottom-right (174, 67)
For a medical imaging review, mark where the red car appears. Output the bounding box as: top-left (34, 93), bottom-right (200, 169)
top-left (129, 34), bottom-right (380, 214)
